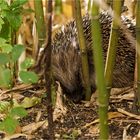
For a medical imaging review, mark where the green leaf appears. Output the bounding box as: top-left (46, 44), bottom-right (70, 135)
top-left (0, 17), bottom-right (4, 31)
top-left (19, 71), bottom-right (38, 84)
top-left (20, 97), bottom-right (41, 108)
top-left (10, 107), bottom-right (27, 118)
top-left (0, 101), bottom-right (10, 113)
top-left (0, 116), bottom-right (18, 134)
top-left (0, 18), bottom-right (10, 39)
top-left (0, 38), bottom-right (12, 53)
top-left (6, 11), bottom-right (22, 30)
top-left (11, 44), bottom-right (25, 62)
top-left (1, 44), bottom-right (12, 53)
top-left (20, 58), bottom-right (35, 70)
top-left (10, 0), bottom-right (28, 10)
top-left (0, 53), bottom-right (10, 64)
top-left (0, 67), bottom-right (12, 88)
top-left (0, 0), bottom-right (8, 11)
top-left (0, 37), bottom-right (6, 45)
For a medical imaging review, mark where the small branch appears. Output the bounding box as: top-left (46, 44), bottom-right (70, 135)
top-left (1, 84), bottom-right (34, 95)
top-left (117, 108), bottom-right (140, 120)
top-left (44, 0), bottom-right (55, 139)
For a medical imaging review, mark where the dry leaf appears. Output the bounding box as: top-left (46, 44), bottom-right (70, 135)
top-left (22, 120), bottom-right (48, 134)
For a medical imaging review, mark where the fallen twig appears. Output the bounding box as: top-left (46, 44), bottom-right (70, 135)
top-left (117, 108), bottom-right (140, 120)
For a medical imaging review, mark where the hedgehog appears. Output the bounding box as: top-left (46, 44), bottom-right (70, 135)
top-left (51, 12), bottom-right (135, 102)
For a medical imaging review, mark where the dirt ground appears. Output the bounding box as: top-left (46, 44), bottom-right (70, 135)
top-left (0, 85), bottom-right (140, 140)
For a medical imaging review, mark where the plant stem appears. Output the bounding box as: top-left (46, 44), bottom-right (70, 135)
top-left (104, 0), bottom-right (122, 93)
top-left (91, 1), bottom-right (109, 139)
top-left (74, 0), bottom-right (91, 100)
top-left (136, 0), bottom-right (140, 107)
top-left (34, 0), bottom-right (46, 47)
top-left (44, 0), bottom-right (54, 139)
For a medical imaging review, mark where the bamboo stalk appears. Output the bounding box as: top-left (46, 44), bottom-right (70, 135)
top-left (34, 0), bottom-right (46, 47)
top-left (104, 0), bottom-right (122, 93)
top-left (91, 1), bottom-right (109, 139)
top-left (74, 0), bottom-right (91, 100)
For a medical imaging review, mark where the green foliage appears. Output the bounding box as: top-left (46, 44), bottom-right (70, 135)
top-left (0, 42), bottom-right (39, 87)
top-left (0, 0), bottom-right (39, 89)
top-left (0, 19), bottom-right (10, 39)
top-left (0, 0), bottom-right (28, 33)
top-left (0, 53), bottom-right (10, 64)
top-left (0, 37), bottom-right (13, 53)
top-left (19, 71), bottom-right (39, 84)
top-left (0, 0), bottom-right (33, 39)
top-left (0, 16), bottom-right (4, 31)
top-left (0, 0), bottom-right (29, 88)
top-left (0, 101), bottom-right (10, 113)
top-left (11, 44), bottom-right (25, 62)
top-left (0, 101), bottom-right (27, 134)
top-left (0, 98), bottom-right (42, 134)
top-left (10, 0), bottom-right (28, 10)
top-left (0, 100), bottom-right (28, 134)
top-left (19, 97), bottom-right (41, 108)
top-left (0, 43), bottom-right (25, 88)
top-left (0, 67), bottom-right (12, 88)
top-left (20, 58), bottom-right (35, 69)
top-left (0, 43), bottom-right (39, 88)
top-left (0, 116), bottom-right (19, 134)
top-left (0, 37), bottom-right (6, 44)
top-left (1, 44), bottom-right (13, 53)
top-left (0, 0), bottom-right (8, 32)
top-left (19, 57), bottom-right (39, 84)
top-left (6, 11), bottom-right (22, 31)
top-left (0, 0), bottom-right (39, 135)
top-left (0, 106), bottom-right (27, 134)
top-left (10, 107), bottom-right (27, 118)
